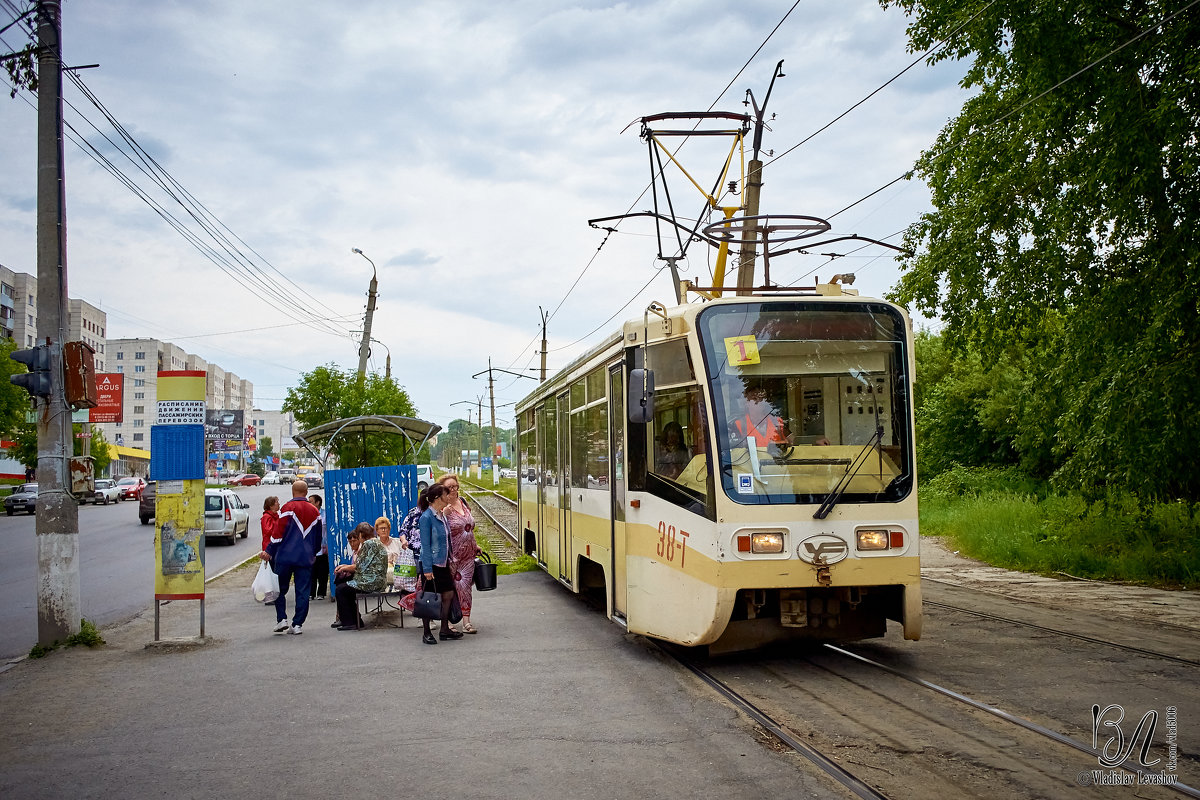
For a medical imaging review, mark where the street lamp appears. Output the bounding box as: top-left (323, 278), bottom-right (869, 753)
top-left (351, 248), bottom-right (378, 378)
top-left (370, 337), bottom-right (391, 379)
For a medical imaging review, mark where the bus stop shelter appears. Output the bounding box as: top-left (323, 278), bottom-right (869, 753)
top-left (293, 415), bottom-right (440, 471)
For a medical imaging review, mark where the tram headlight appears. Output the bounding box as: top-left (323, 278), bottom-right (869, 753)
top-left (750, 532), bottom-right (784, 554)
top-left (856, 529), bottom-right (890, 551)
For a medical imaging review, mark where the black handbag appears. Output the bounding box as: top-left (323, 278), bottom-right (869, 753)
top-left (448, 592), bottom-right (463, 624)
top-left (413, 584), bottom-right (442, 620)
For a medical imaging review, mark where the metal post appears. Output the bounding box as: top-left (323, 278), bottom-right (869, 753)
top-left (35, 0), bottom-right (81, 645)
top-left (488, 359), bottom-right (498, 487)
top-left (539, 306), bottom-right (549, 382)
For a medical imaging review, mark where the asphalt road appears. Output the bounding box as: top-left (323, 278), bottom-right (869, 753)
top-left (0, 483), bottom-right (277, 660)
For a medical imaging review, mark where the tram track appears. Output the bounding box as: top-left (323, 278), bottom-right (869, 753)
top-left (924, 597), bottom-right (1200, 667)
top-left (458, 481), bottom-right (521, 560)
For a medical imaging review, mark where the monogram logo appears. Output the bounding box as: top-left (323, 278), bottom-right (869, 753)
top-left (797, 534), bottom-right (848, 565)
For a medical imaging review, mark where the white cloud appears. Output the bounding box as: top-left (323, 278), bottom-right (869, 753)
top-left (0, 0), bottom-right (968, 425)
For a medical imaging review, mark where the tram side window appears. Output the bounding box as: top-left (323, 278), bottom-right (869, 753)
top-left (645, 384), bottom-right (712, 517)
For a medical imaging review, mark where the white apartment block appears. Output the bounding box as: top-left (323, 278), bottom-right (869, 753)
top-left (249, 409), bottom-right (300, 454)
top-left (98, 338), bottom-right (254, 452)
top-left (1, 264), bottom-right (107, 361)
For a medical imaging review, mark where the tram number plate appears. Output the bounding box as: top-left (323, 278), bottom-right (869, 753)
top-left (724, 335), bottom-right (760, 366)
top-left (657, 521), bottom-right (690, 568)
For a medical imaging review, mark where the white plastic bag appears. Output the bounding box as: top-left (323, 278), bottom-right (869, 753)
top-left (252, 561), bottom-right (280, 603)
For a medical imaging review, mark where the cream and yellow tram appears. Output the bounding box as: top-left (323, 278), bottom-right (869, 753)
top-left (515, 285), bottom-right (920, 651)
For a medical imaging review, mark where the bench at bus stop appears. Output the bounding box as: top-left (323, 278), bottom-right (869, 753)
top-left (346, 586), bottom-right (410, 629)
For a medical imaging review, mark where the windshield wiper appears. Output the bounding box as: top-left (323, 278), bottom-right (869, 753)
top-left (812, 426), bottom-right (883, 520)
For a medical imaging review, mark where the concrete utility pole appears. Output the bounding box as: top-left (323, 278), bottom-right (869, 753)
top-left (34, 0), bottom-right (81, 644)
top-left (736, 60), bottom-right (785, 294)
top-left (472, 360), bottom-right (536, 486)
top-left (351, 248), bottom-right (378, 378)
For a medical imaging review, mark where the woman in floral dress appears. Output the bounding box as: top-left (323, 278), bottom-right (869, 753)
top-left (438, 474), bottom-right (482, 633)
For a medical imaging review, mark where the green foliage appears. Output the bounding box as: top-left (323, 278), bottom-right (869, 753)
top-left (884, 0), bottom-right (1200, 501)
top-left (0, 338), bottom-right (32, 438)
top-left (27, 619), bottom-right (106, 658)
top-left (283, 364), bottom-right (419, 467)
top-left (922, 468), bottom-right (1199, 588)
top-left (2, 42), bottom-right (36, 99)
top-left (10, 423), bottom-right (36, 468)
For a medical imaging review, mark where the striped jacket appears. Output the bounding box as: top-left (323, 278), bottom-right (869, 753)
top-left (266, 497), bottom-right (323, 568)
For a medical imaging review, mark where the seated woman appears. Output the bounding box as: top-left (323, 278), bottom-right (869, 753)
top-left (655, 420), bottom-right (690, 480)
top-left (332, 522), bottom-right (389, 631)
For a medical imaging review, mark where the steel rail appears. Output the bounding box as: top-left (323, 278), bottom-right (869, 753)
top-left (667, 648), bottom-right (891, 800)
top-left (825, 644), bottom-right (1200, 798)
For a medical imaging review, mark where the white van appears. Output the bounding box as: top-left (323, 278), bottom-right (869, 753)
top-left (416, 464), bottom-right (433, 492)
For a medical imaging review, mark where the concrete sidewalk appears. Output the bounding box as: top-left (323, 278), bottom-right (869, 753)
top-left (0, 561), bottom-right (838, 800)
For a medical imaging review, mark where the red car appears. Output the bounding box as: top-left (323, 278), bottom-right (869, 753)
top-left (115, 476), bottom-right (147, 500)
top-left (227, 473), bottom-right (262, 486)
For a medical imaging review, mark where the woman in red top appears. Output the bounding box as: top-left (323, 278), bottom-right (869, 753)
top-left (260, 496), bottom-right (280, 552)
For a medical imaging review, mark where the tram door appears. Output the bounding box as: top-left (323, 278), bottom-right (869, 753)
top-left (535, 402), bottom-right (549, 565)
top-left (609, 365), bottom-right (627, 617)
top-left (556, 390), bottom-right (571, 583)
top-left (541, 397), bottom-right (560, 578)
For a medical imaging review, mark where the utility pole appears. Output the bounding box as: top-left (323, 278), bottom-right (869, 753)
top-left (736, 60), bottom-right (785, 294)
top-left (35, 0), bottom-right (81, 644)
top-left (472, 360), bottom-right (536, 486)
top-left (538, 306), bottom-right (549, 382)
top-left (351, 248), bottom-right (378, 378)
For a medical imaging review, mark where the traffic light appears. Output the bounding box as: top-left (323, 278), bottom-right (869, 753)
top-left (10, 345), bottom-right (52, 398)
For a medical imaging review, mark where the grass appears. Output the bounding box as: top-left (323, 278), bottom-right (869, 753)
top-left (28, 619), bottom-right (106, 659)
top-left (921, 466), bottom-right (1200, 589)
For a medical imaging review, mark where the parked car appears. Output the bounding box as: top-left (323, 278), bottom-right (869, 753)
top-left (204, 488), bottom-right (250, 545)
top-left (139, 481), bottom-right (156, 525)
top-left (4, 483), bottom-right (37, 516)
top-left (115, 476), bottom-right (147, 501)
top-left (278, 468), bottom-right (297, 485)
top-left (416, 464), bottom-right (433, 493)
top-left (262, 471), bottom-right (280, 485)
top-left (93, 479), bottom-right (121, 505)
top-left (227, 473), bottom-right (261, 486)
top-left (304, 472), bottom-right (323, 489)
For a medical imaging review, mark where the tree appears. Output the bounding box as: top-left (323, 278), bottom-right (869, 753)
top-left (882, 0), bottom-right (1200, 500)
top-left (0, 338), bottom-right (33, 439)
top-left (283, 364), bottom-right (420, 467)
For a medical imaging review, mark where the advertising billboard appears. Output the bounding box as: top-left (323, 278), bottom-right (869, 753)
top-left (90, 373), bottom-right (124, 423)
top-left (205, 409), bottom-right (245, 452)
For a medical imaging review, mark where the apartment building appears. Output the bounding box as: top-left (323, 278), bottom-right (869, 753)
top-left (97, 338), bottom-right (254, 452)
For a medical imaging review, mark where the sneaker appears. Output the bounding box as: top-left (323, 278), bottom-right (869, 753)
top-left (287, 624), bottom-right (303, 635)
top-left (273, 620), bottom-right (290, 633)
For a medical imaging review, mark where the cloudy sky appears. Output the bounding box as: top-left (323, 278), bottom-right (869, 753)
top-left (0, 0), bottom-right (969, 433)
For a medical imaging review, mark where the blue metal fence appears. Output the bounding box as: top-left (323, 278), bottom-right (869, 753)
top-left (322, 465), bottom-right (418, 586)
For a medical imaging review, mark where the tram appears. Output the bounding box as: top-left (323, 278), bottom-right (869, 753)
top-left (515, 282), bottom-right (921, 652)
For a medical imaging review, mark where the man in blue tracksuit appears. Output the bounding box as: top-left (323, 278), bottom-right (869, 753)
top-left (260, 480), bottom-right (323, 635)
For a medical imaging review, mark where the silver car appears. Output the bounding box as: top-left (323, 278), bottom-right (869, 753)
top-left (4, 483), bottom-right (37, 516)
top-left (204, 488), bottom-right (250, 545)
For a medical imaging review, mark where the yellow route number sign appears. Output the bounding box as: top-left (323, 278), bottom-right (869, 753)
top-left (724, 335), bottom-right (761, 366)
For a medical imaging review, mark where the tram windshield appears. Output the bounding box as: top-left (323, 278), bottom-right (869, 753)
top-left (696, 302), bottom-right (913, 506)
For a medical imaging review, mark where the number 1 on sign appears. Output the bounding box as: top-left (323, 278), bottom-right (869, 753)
top-left (724, 335), bottom-right (760, 365)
